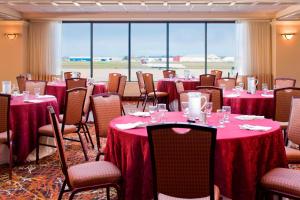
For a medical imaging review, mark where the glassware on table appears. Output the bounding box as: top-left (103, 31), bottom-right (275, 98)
top-left (238, 82), bottom-right (244, 91)
top-left (198, 111), bottom-right (207, 125)
top-left (23, 91), bottom-right (29, 100)
top-left (235, 86), bottom-right (241, 95)
top-left (204, 102), bottom-right (213, 117)
top-left (219, 84), bottom-right (226, 91)
top-left (222, 106), bottom-right (231, 123)
top-left (157, 103), bottom-right (167, 111)
top-left (217, 109), bottom-right (225, 128)
top-left (34, 87), bottom-right (40, 97)
top-left (149, 105), bottom-right (158, 123)
top-left (11, 84), bottom-right (19, 95)
top-left (157, 109), bottom-right (168, 122)
top-left (169, 74), bottom-right (174, 79)
top-left (262, 83), bottom-right (268, 95)
top-left (2, 81), bottom-right (12, 94)
top-left (181, 102), bottom-right (189, 117)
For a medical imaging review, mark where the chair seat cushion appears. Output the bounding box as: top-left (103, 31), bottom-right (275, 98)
top-left (0, 130), bottom-right (12, 144)
top-left (277, 121), bottom-right (288, 129)
top-left (261, 168), bottom-right (300, 197)
top-left (158, 185), bottom-right (220, 200)
top-left (148, 92), bottom-right (168, 97)
top-left (38, 124), bottom-right (77, 136)
top-left (285, 147), bottom-right (300, 163)
top-left (68, 161), bottom-right (121, 188)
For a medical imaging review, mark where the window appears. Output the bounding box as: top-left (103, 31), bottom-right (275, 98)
top-left (93, 23), bottom-right (129, 81)
top-left (131, 23), bottom-right (167, 81)
top-left (207, 23), bottom-right (236, 77)
top-left (62, 23), bottom-right (91, 78)
top-left (169, 23), bottom-right (205, 78)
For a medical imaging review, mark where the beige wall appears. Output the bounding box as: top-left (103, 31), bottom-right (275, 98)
top-left (272, 21), bottom-right (300, 87)
top-left (0, 21), bottom-right (28, 85)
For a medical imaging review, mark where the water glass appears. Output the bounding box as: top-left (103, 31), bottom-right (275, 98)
top-left (157, 103), bottom-right (166, 112)
top-left (219, 84), bottom-right (226, 91)
top-left (205, 102), bottom-right (213, 117)
top-left (235, 86), bottom-right (241, 95)
top-left (158, 109), bottom-right (168, 122)
top-left (222, 106), bottom-right (231, 123)
top-left (34, 87), bottom-right (40, 97)
top-left (238, 82), bottom-right (244, 91)
top-left (217, 109), bottom-right (225, 128)
top-left (169, 74), bottom-right (173, 79)
top-left (11, 84), bottom-right (19, 95)
top-left (149, 105), bottom-right (157, 123)
top-left (262, 83), bottom-right (268, 95)
top-left (23, 91), bottom-right (29, 100)
top-left (181, 102), bottom-right (189, 117)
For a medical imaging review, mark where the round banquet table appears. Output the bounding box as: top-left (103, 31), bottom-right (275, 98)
top-left (46, 81), bottom-right (106, 113)
top-left (223, 90), bottom-right (274, 118)
top-left (10, 95), bottom-right (59, 163)
top-left (105, 112), bottom-right (287, 200)
top-left (157, 78), bottom-right (200, 110)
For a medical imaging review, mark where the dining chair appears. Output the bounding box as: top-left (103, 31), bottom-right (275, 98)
top-left (275, 78), bottom-right (296, 89)
top-left (147, 123), bottom-right (220, 200)
top-left (216, 78), bottom-right (236, 90)
top-left (178, 91), bottom-right (211, 111)
top-left (90, 94), bottom-right (122, 161)
top-left (66, 78), bottom-right (87, 90)
top-left (107, 73), bottom-right (121, 93)
top-left (25, 80), bottom-right (47, 95)
top-left (175, 81), bottom-right (185, 94)
top-left (197, 86), bottom-right (223, 112)
top-left (283, 98), bottom-right (300, 164)
top-left (16, 75), bottom-right (26, 93)
top-left (199, 74), bottom-right (216, 86)
top-left (163, 70), bottom-right (176, 78)
top-left (47, 106), bottom-right (122, 200)
top-left (259, 168), bottom-right (300, 199)
top-left (117, 76), bottom-right (127, 115)
top-left (142, 73), bottom-right (169, 112)
top-left (273, 87), bottom-right (300, 139)
top-left (36, 87), bottom-right (88, 163)
top-left (136, 71), bottom-right (146, 108)
top-left (64, 72), bottom-right (81, 79)
top-left (211, 70), bottom-right (222, 80)
top-left (0, 94), bottom-right (13, 179)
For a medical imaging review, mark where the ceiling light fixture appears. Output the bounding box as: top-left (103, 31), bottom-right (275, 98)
top-left (7, 2), bottom-right (15, 6)
top-left (163, 1), bottom-right (168, 6)
top-left (96, 2), bottom-right (102, 6)
top-left (4, 33), bottom-right (19, 40)
top-left (281, 33), bottom-right (295, 40)
top-left (118, 2), bottom-right (123, 6)
top-left (141, 2), bottom-right (146, 6)
top-left (52, 2), bottom-right (58, 6)
top-left (185, 1), bottom-right (190, 6)
top-left (229, 2), bottom-right (235, 6)
top-left (73, 2), bottom-right (80, 6)
top-left (207, 2), bottom-right (213, 6)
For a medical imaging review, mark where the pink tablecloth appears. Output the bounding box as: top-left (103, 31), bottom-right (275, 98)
top-left (105, 112), bottom-right (287, 200)
top-left (10, 95), bottom-right (59, 163)
top-left (157, 78), bottom-right (200, 103)
top-left (223, 90), bottom-right (274, 118)
top-left (46, 82), bottom-right (106, 113)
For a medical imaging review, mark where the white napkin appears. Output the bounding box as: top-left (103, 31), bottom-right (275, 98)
top-left (24, 99), bottom-right (43, 103)
top-left (235, 115), bottom-right (265, 120)
top-left (261, 94), bottom-right (274, 97)
top-left (225, 93), bottom-right (240, 97)
top-left (129, 112), bottom-right (150, 117)
top-left (239, 124), bottom-right (272, 131)
top-left (36, 95), bottom-right (55, 99)
top-left (115, 121), bottom-right (146, 130)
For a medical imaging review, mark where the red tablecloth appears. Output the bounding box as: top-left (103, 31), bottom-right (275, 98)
top-left (223, 90), bottom-right (274, 118)
top-left (10, 95), bottom-right (59, 163)
top-left (46, 82), bottom-right (106, 113)
top-left (105, 112), bottom-right (287, 200)
top-left (157, 78), bottom-right (200, 103)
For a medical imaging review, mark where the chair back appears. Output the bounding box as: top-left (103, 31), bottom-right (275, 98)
top-left (200, 74), bottom-right (216, 86)
top-left (48, 106), bottom-right (70, 182)
top-left (66, 78), bottom-right (87, 90)
top-left (25, 80), bottom-right (47, 95)
top-left (210, 70), bottom-right (222, 80)
top-left (175, 81), bottom-right (184, 94)
top-left (91, 94), bottom-right (121, 150)
top-left (163, 70), bottom-right (176, 78)
top-left (16, 75), bottom-right (26, 93)
top-left (63, 88), bottom-right (87, 127)
top-left (197, 86), bottom-right (223, 112)
top-left (143, 73), bottom-right (155, 94)
top-left (275, 78), bottom-right (296, 89)
top-left (118, 76), bottom-right (127, 97)
top-left (179, 91), bottom-right (210, 111)
top-left (64, 72), bottom-right (81, 79)
top-left (83, 84), bottom-right (95, 120)
top-left (216, 78), bottom-right (236, 90)
top-left (147, 123), bottom-right (217, 200)
top-left (107, 73), bottom-right (121, 93)
top-left (274, 87), bottom-right (300, 122)
top-left (136, 71), bottom-right (145, 94)
top-left (287, 98), bottom-right (300, 145)
top-left (0, 94), bottom-right (11, 142)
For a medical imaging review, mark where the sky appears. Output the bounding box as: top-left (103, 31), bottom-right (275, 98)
top-left (62, 22), bottom-right (235, 58)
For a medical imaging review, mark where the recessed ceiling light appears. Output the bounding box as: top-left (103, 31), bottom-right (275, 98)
top-left (141, 2), bottom-right (146, 6)
top-left (73, 2), bottom-right (80, 6)
top-left (52, 2), bottom-right (58, 6)
top-left (207, 2), bottom-right (213, 6)
top-left (163, 1), bottom-right (168, 6)
top-left (118, 2), bottom-right (123, 6)
top-left (7, 2), bottom-right (15, 6)
top-left (96, 2), bottom-right (102, 6)
top-left (229, 2), bottom-right (235, 6)
top-left (185, 1), bottom-right (190, 6)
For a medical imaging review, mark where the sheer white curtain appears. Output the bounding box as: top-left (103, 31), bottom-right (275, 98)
top-left (235, 20), bottom-right (272, 87)
top-left (28, 21), bottom-right (62, 81)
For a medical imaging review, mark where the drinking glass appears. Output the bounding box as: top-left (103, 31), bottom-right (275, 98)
top-left (235, 86), bottom-right (241, 95)
top-left (34, 87), bottom-right (40, 97)
top-left (11, 84), bottom-right (19, 95)
top-left (169, 74), bottom-right (173, 79)
top-left (217, 109), bottom-right (225, 128)
top-left (219, 84), bottom-right (226, 91)
top-left (205, 102), bottom-right (213, 117)
top-left (157, 103), bottom-right (166, 112)
top-left (149, 105), bottom-right (158, 123)
top-left (238, 82), bottom-right (244, 91)
top-left (262, 83), bottom-right (268, 95)
top-left (222, 106), bottom-right (231, 123)
top-left (23, 91), bottom-right (29, 100)
top-left (181, 102), bottom-right (189, 117)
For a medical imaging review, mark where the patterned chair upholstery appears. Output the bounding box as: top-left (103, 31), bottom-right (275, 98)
top-left (275, 78), bottom-right (296, 89)
top-left (16, 75), bottom-right (26, 93)
top-left (200, 74), bottom-right (216, 87)
top-left (25, 80), bottom-right (47, 95)
top-left (66, 78), bottom-right (87, 90)
top-left (136, 71), bottom-right (146, 108)
top-left (197, 86), bottom-right (223, 112)
top-left (107, 73), bottom-right (121, 93)
top-left (163, 70), bottom-right (176, 78)
top-left (216, 78), bottom-right (236, 90)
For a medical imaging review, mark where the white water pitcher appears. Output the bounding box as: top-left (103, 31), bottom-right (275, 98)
top-left (247, 77), bottom-right (259, 94)
top-left (188, 92), bottom-right (208, 122)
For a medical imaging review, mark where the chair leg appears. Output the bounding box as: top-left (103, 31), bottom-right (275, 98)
top-left (81, 124), bottom-right (90, 144)
top-left (69, 192), bottom-right (76, 200)
top-left (77, 131), bottom-right (89, 161)
top-left (283, 129), bottom-right (288, 146)
top-left (84, 124), bottom-right (94, 149)
top-left (96, 151), bottom-right (101, 161)
top-left (106, 187), bottom-right (110, 200)
top-left (136, 96), bottom-right (140, 108)
top-left (116, 185), bottom-right (122, 200)
top-left (36, 134), bottom-right (40, 164)
top-left (9, 141), bottom-right (13, 179)
top-left (142, 95), bottom-right (148, 112)
top-left (58, 179), bottom-right (67, 200)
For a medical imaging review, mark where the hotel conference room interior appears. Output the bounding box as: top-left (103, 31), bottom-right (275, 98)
top-left (1, 0), bottom-right (300, 199)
